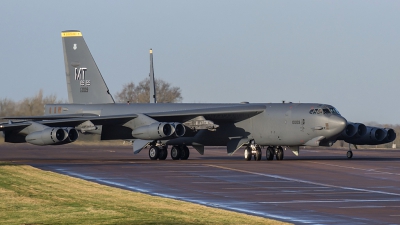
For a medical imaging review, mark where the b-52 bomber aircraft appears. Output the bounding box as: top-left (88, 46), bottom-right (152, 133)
top-left (0, 30), bottom-right (396, 161)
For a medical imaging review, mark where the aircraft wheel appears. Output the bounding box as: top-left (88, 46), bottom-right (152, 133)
top-left (347, 150), bottom-right (353, 159)
top-left (266, 147), bottom-right (274, 161)
top-left (180, 145), bottom-right (190, 160)
top-left (276, 147), bottom-right (284, 161)
top-left (171, 146), bottom-right (181, 160)
top-left (244, 147), bottom-right (252, 161)
top-left (255, 147), bottom-right (262, 161)
top-left (149, 146), bottom-right (160, 160)
top-left (159, 146), bottom-right (168, 160)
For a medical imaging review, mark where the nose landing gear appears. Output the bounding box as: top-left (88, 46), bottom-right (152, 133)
top-left (347, 143), bottom-right (357, 159)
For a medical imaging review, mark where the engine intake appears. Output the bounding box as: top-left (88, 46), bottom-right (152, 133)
top-left (171, 123), bottom-right (186, 137)
top-left (54, 128), bottom-right (79, 145)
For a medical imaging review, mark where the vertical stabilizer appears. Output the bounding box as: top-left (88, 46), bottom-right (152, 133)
top-left (61, 30), bottom-right (115, 104)
top-left (149, 49), bottom-right (157, 103)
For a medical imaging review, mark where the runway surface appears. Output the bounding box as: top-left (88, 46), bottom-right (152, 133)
top-left (1, 143), bottom-right (400, 224)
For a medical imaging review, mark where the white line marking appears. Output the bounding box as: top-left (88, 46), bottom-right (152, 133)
top-left (340, 206), bottom-right (400, 209)
top-left (260, 199), bottom-right (400, 204)
top-left (207, 164), bottom-right (400, 197)
top-left (309, 161), bottom-right (400, 176)
top-left (192, 182), bottom-right (229, 184)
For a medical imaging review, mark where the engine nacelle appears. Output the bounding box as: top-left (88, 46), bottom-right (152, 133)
top-left (338, 122), bottom-right (366, 139)
top-left (383, 128), bottom-right (396, 143)
top-left (352, 123), bottom-right (367, 138)
top-left (132, 122), bottom-right (174, 140)
top-left (54, 128), bottom-right (79, 145)
top-left (25, 127), bottom-right (67, 146)
top-left (339, 123), bottom-right (357, 138)
top-left (345, 126), bottom-right (387, 145)
top-left (171, 123), bottom-right (186, 137)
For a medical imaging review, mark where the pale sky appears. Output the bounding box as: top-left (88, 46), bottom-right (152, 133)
top-left (1, 1), bottom-right (399, 124)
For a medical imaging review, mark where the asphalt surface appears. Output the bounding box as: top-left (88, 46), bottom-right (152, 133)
top-left (1, 143), bottom-right (400, 224)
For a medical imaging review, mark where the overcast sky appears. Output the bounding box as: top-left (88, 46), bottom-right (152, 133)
top-left (1, 1), bottom-right (399, 124)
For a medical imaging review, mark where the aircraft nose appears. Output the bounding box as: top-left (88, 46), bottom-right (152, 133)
top-left (329, 115), bottom-right (347, 134)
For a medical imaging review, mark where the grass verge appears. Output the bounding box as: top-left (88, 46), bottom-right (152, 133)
top-left (0, 164), bottom-right (288, 225)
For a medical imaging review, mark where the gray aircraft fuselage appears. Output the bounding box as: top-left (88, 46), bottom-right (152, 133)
top-left (45, 102), bottom-right (346, 148)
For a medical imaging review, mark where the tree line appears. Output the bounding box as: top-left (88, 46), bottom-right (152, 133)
top-left (0, 78), bottom-right (182, 119)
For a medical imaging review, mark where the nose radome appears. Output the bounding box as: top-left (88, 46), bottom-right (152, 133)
top-left (330, 116), bottom-right (347, 134)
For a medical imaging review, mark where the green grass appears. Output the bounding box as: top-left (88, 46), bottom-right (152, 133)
top-left (0, 164), bottom-right (289, 225)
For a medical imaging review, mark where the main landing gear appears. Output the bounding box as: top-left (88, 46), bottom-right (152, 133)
top-left (244, 140), bottom-right (262, 161)
top-left (148, 144), bottom-right (190, 160)
top-left (171, 145), bottom-right (190, 160)
top-left (265, 146), bottom-right (284, 161)
top-left (244, 142), bottom-right (285, 161)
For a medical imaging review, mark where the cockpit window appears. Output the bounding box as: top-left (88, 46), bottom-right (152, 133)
top-left (329, 107), bottom-right (341, 115)
top-left (309, 107), bottom-right (341, 115)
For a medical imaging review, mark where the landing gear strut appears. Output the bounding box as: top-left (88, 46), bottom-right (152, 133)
top-left (243, 140), bottom-right (262, 161)
top-left (347, 143), bottom-right (356, 159)
top-left (275, 146), bottom-right (284, 160)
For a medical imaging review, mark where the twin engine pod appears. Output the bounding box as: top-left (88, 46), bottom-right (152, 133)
top-left (340, 122), bottom-right (367, 138)
top-left (131, 122), bottom-right (186, 140)
top-left (342, 122), bottom-right (396, 145)
top-left (25, 127), bottom-right (79, 146)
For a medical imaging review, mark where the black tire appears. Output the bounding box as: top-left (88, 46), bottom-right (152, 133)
top-left (244, 147), bottom-right (252, 161)
top-left (266, 147), bottom-right (274, 161)
top-left (255, 147), bottom-right (262, 161)
top-left (159, 146), bottom-right (168, 160)
top-left (347, 150), bottom-right (353, 159)
top-left (180, 145), bottom-right (190, 160)
top-left (171, 146), bottom-right (181, 160)
top-left (149, 146), bottom-right (160, 160)
top-left (276, 147), bottom-right (284, 160)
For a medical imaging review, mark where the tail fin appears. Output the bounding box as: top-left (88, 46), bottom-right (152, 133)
top-left (61, 30), bottom-right (115, 104)
top-left (149, 49), bottom-right (157, 103)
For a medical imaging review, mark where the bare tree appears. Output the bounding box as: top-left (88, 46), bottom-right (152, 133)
top-left (0, 98), bottom-right (16, 117)
top-left (0, 89), bottom-right (63, 118)
top-left (116, 78), bottom-right (182, 103)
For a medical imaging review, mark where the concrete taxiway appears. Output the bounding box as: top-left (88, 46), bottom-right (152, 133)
top-left (1, 143), bottom-right (400, 224)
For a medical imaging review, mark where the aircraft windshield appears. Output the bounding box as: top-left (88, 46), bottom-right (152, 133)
top-left (309, 107), bottom-right (341, 115)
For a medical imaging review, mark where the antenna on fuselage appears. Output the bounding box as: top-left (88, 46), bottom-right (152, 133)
top-left (149, 49), bottom-right (157, 103)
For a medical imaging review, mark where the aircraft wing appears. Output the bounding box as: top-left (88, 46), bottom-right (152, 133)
top-left (146, 104), bottom-right (266, 123)
top-left (0, 114), bottom-right (138, 131)
top-left (2, 113), bottom-right (100, 121)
